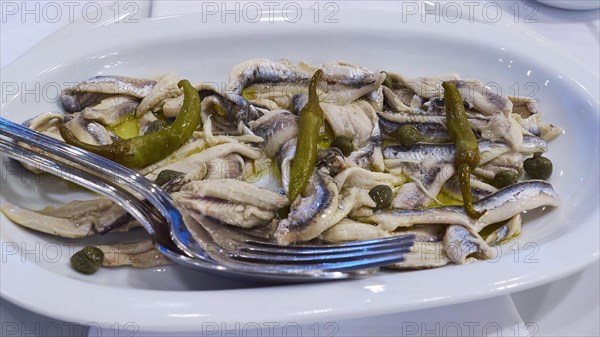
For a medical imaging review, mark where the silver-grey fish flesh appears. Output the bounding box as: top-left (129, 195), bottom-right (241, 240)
top-left (275, 169), bottom-right (339, 245)
top-left (61, 75), bottom-right (156, 112)
top-left (383, 135), bottom-right (547, 164)
top-left (364, 181), bottom-right (559, 234)
top-left (250, 111), bottom-right (298, 157)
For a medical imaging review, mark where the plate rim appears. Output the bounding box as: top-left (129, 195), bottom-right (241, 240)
top-left (1, 9), bottom-right (599, 330)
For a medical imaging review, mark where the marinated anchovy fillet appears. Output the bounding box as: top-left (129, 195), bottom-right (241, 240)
top-left (96, 240), bottom-right (172, 268)
top-left (174, 180), bottom-right (289, 229)
top-left (364, 181), bottom-right (559, 234)
top-left (82, 96), bottom-right (139, 127)
top-left (383, 135), bottom-right (547, 164)
top-left (61, 75), bottom-right (156, 113)
top-left (275, 169), bottom-right (340, 245)
top-left (3, 59), bottom-right (562, 271)
top-left (250, 111), bottom-right (298, 157)
top-left (228, 59), bottom-right (385, 108)
top-left (1, 199), bottom-right (138, 238)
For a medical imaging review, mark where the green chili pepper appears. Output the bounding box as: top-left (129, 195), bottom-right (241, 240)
top-left (443, 82), bottom-right (486, 219)
top-left (60, 80), bottom-right (201, 169)
top-left (319, 121), bottom-right (335, 149)
top-left (288, 69), bottom-right (324, 202)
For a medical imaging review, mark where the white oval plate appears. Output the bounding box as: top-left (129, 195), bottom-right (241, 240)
top-left (1, 9), bottom-right (599, 332)
top-left (536, 0), bottom-right (600, 10)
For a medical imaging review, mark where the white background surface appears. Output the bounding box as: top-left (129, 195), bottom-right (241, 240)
top-left (1, 1), bottom-right (598, 336)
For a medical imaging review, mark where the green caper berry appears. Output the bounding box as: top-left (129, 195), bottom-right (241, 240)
top-left (491, 170), bottom-right (519, 189)
top-left (369, 185), bottom-right (393, 210)
top-left (82, 246), bottom-right (104, 264)
top-left (70, 250), bottom-right (101, 275)
top-left (154, 169), bottom-right (184, 187)
top-left (523, 154), bottom-right (553, 180)
top-left (144, 120), bottom-right (168, 134)
top-left (393, 125), bottom-right (424, 147)
top-left (331, 136), bottom-right (354, 156)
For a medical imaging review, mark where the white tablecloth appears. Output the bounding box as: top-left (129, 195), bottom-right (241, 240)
top-left (1, 1), bottom-right (598, 336)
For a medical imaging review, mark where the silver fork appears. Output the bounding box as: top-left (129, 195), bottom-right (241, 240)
top-left (0, 118), bottom-right (415, 281)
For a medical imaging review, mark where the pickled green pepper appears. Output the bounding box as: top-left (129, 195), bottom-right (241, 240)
top-left (443, 82), bottom-right (486, 219)
top-left (60, 80), bottom-right (201, 169)
top-left (288, 69), bottom-right (324, 202)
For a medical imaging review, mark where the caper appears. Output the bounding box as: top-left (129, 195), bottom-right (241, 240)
top-left (82, 246), bottom-right (104, 264)
top-left (144, 120), bottom-right (168, 134)
top-left (70, 250), bottom-right (101, 275)
top-left (491, 170), bottom-right (519, 189)
top-left (154, 169), bottom-right (184, 187)
top-left (393, 125), bottom-right (424, 147)
top-left (369, 185), bottom-right (393, 210)
top-left (331, 136), bottom-right (354, 156)
top-left (524, 153), bottom-right (553, 180)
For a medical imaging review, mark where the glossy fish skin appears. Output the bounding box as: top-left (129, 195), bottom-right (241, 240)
top-left (275, 169), bottom-right (339, 245)
top-left (173, 179), bottom-right (289, 229)
top-left (447, 79), bottom-right (513, 115)
top-left (379, 113), bottom-right (451, 142)
top-left (82, 96), bottom-right (139, 127)
top-left (365, 181), bottom-right (559, 233)
top-left (250, 111), bottom-right (298, 157)
top-left (378, 111), bottom-right (491, 143)
top-left (378, 110), bottom-right (525, 148)
top-left (200, 88), bottom-right (263, 131)
top-left (61, 92), bottom-right (111, 114)
top-left (383, 135), bottom-right (547, 164)
top-left (229, 59), bottom-right (384, 108)
top-left (277, 138), bottom-right (296, 195)
top-left (229, 59), bottom-right (379, 93)
top-left (61, 75), bottom-right (156, 112)
top-left (63, 113), bottom-right (114, 146)
top-left (442, 175), bottom-right (498, 202)
top-left (228, 59), bottom-right (310, 94)
top-left (1, 199), bottom-right (138, 238)
top-left (443, 225), bottom-right (496, 264)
